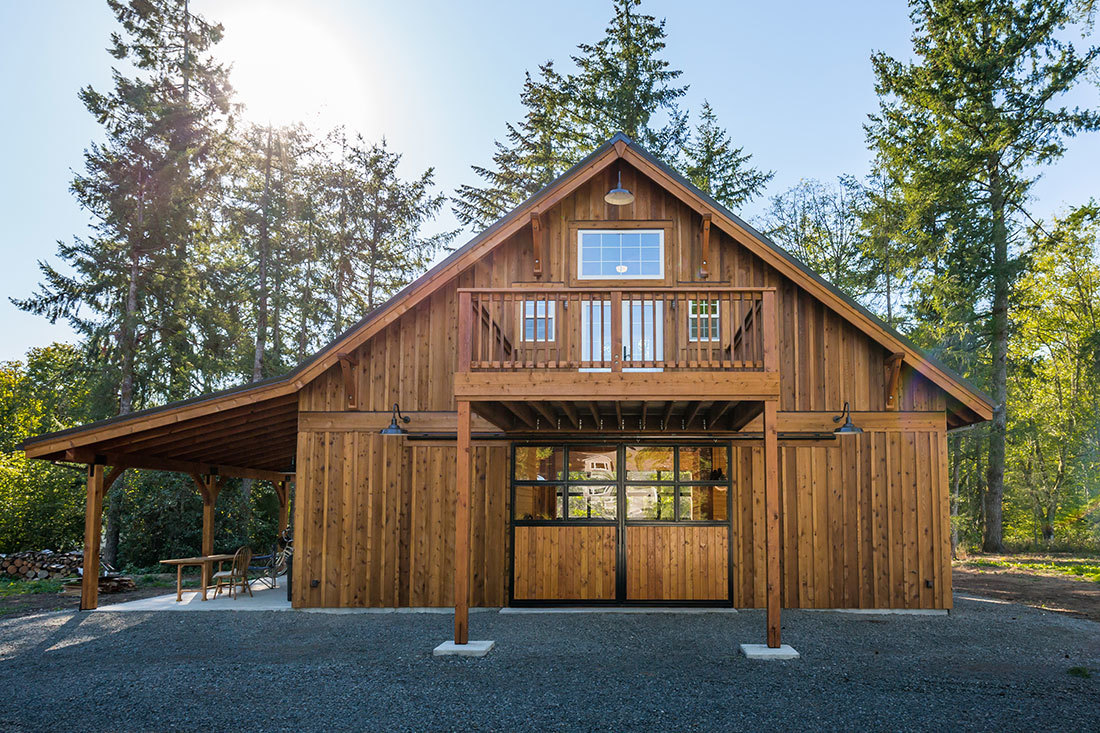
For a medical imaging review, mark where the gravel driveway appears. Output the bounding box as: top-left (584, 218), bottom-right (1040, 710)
top-left (0, 596), bottom-right (1096, 732)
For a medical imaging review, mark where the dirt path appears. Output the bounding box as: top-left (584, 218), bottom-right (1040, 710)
top-left (953, 565), bottom-right (1100, 622)
top-left (0, 585), bottom-right (180, 618)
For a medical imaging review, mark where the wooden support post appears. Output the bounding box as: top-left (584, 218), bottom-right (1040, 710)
top-left (763, 400), bottom-right (781, 648)
top-left (454, 401), bottom-right (471, 644)
top-left (80, 464), bottom-right (106, 611)
top-left (530, 212), bottom-right (544, 278)
top-left (700, 213), bottom-right (712, 279)
top-left (611, 291), bottom-right (623, 372)
top-left (191, 474), bottom-right (221, 557)
top-left (458, 291), bottom-right (472, 374)
top-left (761, 290), bottom-right (778, 373)
top-left (276, 480), bottom-right (289, 532)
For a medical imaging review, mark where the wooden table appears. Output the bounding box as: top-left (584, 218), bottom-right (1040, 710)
top-left (160, 554), bottom-right (235, 602)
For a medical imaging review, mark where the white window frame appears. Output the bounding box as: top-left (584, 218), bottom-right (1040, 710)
top-left (577, 229), bottom-right (665, 280)
top-left (688, 299), bottom-right (721, 342)
top-left (520, 300), bottom-right (556, 342)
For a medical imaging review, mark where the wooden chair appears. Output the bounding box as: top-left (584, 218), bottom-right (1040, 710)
top-left (212, 547), bottom-right (253, 599)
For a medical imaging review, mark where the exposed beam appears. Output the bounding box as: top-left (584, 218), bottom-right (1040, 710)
top-left (683, 401), bottom-right (704, 429)
top-left (700, 213), bottom-right (712, 279)
top-left (555, 401), bottom-right (580, 429)
top-left (470, 402), bottom-right (515, 431)
top-left (662, 401), bottom-right (675, 430)
top-left (62, 448), bottom-right (289, 483)
top-left (639, 401), bottom-right (648, 429)
top-left (531, 401), bottom-right (558, 427)
top-left (614, 401), bottom-right (624, 429)
top-left (502, 402), bottom-right (538, 429)
top-left (885, 352), bottom-right (904, 411)
top-left (94, 397), bottom-right (298, 453)
top-left (586, 401), bottom-right (601, 425)
top-left (337, 352), bottom-right (359, 410)
top-left (298, 411), bottom-right (495, 433)
top-left (455, 371), bottom-right (781, 402)
top-left (706, 400), bottom-right (731, 427)
top-left (530, 211), bottom-right (544, 277)
top-left (728, 401), bottom-right (764, 431)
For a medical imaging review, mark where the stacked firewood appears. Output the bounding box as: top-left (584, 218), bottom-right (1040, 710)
top-left (0, 551), bottom-right (84, 579)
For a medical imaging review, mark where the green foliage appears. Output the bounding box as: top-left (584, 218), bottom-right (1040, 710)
top-left (866, 0), bottom-right (1100, 551)
top-left (453, 0), bottom-right (768, 228)
top-left (0, 579), bottom-right (65, 598)
top-left (0, 345), bottom-right (102, 553)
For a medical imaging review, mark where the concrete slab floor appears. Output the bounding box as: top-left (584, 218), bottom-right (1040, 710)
top-left (500, 607), bottom-right (738, 614)
top-left (433, 640), bottom-right (495, 657)
top-left (739, 643), bottom-right (801, 660)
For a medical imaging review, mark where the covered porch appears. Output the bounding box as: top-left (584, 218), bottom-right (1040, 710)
top-left (20, 384), bottom-right (298, 611)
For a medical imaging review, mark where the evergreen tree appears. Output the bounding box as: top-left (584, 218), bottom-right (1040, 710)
top-left (866, 0), bottom-right (1099, 551)
top-left (455, 0), bottom-right (763, 230)
top-left (682, 101), bottom-right (773, 210)
top-left (11, 0), bottom-right (233, 565)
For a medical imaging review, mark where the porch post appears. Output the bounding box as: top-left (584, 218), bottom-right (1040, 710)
top-left (80, 464), bottom-right (106, 611)
top-left (199, 476), bottom-right (220, 557)
top-left (454, 400), bottom-right (471, 644)
top-left (763, 399), bottom-right (781, 648)
top-left (276, 480), bottom-right (289, 532)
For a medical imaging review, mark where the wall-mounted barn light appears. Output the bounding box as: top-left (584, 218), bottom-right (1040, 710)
top-left (380, 402), bottom-right (410, 436)
top-left (833, 402), bottom-right (863, 436)
top-left (604, 168), bottom-right (634, 206)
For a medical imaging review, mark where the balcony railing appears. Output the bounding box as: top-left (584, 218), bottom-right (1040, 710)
top-left (457, 287), bottom-right (776, 373)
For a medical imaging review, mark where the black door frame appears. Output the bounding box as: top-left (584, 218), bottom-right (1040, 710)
top-left (509, 440), bottom-right (734, 606)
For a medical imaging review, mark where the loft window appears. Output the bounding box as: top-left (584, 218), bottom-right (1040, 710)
top-left (688, 300), bottom-right (720, 342)
top-left (578, 229), bottom-right (664, 279)
top-left (522, 300), bottom-right (555, 342)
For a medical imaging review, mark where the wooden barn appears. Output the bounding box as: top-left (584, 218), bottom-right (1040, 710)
top-left (23, 134), bottom-right (993, 651)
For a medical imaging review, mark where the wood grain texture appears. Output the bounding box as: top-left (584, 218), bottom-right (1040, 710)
top-left (732, 424), bottom-right (951, 610)
top-left (512, 525), bottom-right (617, 601)
top-left (625, 525), bottom-right (729, 601)
top-left (291, 432), bottom-right (509, 608)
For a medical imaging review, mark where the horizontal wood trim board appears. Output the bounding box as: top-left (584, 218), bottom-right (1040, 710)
top-left (454, 371), bottom-right (781, 401)
top-left (744, 411), bottom-right (947, 433)
top-left (60, 449), bottom-right (291, 483)
top-left (299, 411), bottom-right (497, 433)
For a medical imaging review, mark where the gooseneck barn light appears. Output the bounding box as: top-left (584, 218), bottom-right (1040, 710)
top-left (604, 168), bottom-right (635, 206)
top-left (833, 401), bottom-right (863, 436)
top-left (380, 402), bottom-right (411, 436)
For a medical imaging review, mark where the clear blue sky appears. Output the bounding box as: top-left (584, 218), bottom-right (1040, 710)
top-left (1, 0), bottom-right (1096, 362)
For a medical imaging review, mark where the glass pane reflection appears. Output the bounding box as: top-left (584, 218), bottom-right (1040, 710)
top-left (514, 485), bottom-right (563, 520)
top-left (678, 446), bottom-right (728, 482)
top-left (625, 446), bottom-right (674, 481)
top-left (625, 485), bottom-right (676, 520)
top-left (514, 446), bottom-right (564, 481)
top-left (680, 485), bottom-right (728, 521)
top-left (567, 485), bottom-right (617, 519)
top-left (568, 446), bottom-right (617, 481)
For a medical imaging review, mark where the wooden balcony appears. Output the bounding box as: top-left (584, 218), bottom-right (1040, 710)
top-left (454, 287), bottom-right (780, 427)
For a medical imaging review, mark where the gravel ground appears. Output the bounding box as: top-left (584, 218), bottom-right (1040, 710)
top-left (0, 596), bottom-right (1096, 732)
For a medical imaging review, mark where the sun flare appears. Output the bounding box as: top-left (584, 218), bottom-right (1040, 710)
top-left (210, 1), bottom-right (373, 131)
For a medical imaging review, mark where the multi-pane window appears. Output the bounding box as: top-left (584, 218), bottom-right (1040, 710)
top-left (578, 230), bottom-right (664, 279)
top-left (522, 300), bottom-right (555, 342)
top-left (513, 444), bottom-right (730, 523)
top-left (688, 300), bottom-right (720, 342)
top-left (625, 445), bottom-right (728, 521)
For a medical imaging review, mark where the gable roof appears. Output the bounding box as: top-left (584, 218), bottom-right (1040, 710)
top-left (23, 135), bottom-right (992, 462)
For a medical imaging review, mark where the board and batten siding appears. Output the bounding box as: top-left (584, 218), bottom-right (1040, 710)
top-left (731, 426), bottom-right (952, 610)
top-left (291, 163), bottom-right (953, 609)
top-left (292, 431), bottom-right (510, 608)
top-left (297, 168), bottom-right (944, 415)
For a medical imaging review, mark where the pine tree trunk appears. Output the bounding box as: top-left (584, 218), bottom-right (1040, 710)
top-left (105, 245), bottom-right (142, 567)
top-left (983, 164), bottom-right (1008, 553)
